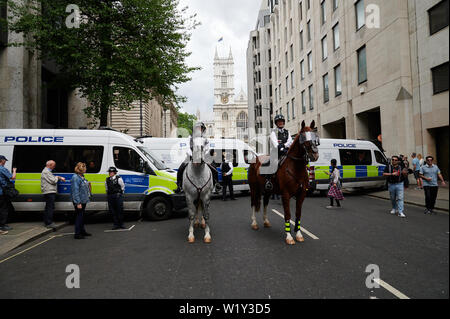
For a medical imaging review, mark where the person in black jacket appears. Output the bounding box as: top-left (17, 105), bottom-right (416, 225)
top-left (105, 167), bottom-right (126, 230)
top-left (221, 152), bottom-right (236, 201)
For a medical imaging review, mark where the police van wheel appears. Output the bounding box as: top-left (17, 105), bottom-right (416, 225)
top-left (145, 196), bottom-right (173, 221)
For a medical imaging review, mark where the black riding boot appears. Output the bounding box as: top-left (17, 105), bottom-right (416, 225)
top-left (175, 162), bottom-right (188, 193)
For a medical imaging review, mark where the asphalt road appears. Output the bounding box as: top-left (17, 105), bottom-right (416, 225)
top-left (0, 193), bottom-right (448, 299)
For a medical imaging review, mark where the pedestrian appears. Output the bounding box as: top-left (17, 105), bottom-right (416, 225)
top-left (325, 159), bottom-right (344, 209)
top-left (403, 156), bottom-right (410, 189)
top-left (221, 152), bottom-right (236, 201)
top-left (383, 156), bottom-right (408, 218)
top-left (411, 153), bottom-right (423, 190)
top-left (70, 162), bottom-right (92, 239)
top-left (105, 167), bottom-right (126, 230)
top-left (420, 156), bottom-right (446, 215)
top-left (0, 155), bottom-right (16, 232)
top-left (417, 154), bottom-right (424, 167)
top-left (41, 160), bottom-right (66, 229)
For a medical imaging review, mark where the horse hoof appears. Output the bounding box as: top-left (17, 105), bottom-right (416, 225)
top-left (188, 237), bottom-right (195, 243)
top-left (251, 224), bottom-right (259, 231)
top-left (296, 236), bottom-right (305, 243)
top-left (285, 238), bottom-right (296, 245)
top-left (204, 237), bottom-right (212, 244)
top-left (264, 221), bottom-right (271, 228)
top-left (201, 223), bottom-right (206, 229)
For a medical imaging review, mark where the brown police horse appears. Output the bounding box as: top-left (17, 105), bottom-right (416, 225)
top-left (248, 121), bottom-right (320, 245)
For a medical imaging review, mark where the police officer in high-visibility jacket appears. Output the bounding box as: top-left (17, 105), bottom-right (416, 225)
top-left (105, 167), bottom-right (126, 230)
top-left (265, 114), bottom-right (293, 190)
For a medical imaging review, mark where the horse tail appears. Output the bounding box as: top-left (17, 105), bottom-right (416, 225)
top-left (249, 163), bottom-right (262, 211)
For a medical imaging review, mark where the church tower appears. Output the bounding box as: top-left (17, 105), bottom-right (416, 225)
top-left (214, 47), bottom-right (235, 106)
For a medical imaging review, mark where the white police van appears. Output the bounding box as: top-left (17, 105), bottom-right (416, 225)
top-left (140, 137), bottom-right (258, 192)
top-left (0, 129), bottom-right (186, 220)
top-left (308, 138), bottom-right (388, 193)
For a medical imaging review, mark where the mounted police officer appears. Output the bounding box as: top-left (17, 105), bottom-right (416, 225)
top-left (265, 114), bottom-right (293, 191)
top-left (105, 167), bottom-right (126, 230)
top-left (175, 122), bottom-right (220, 193)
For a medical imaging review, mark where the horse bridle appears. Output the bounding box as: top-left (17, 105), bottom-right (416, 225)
top-left (185, 165), bottom-right (212, 204)
top-left (288, 129), bottom-right (320, 163)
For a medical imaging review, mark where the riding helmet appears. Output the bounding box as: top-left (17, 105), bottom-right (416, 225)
top-left (108, 167), bottom-right (118, 173)
top-left (274, 114), bottom-right (285, 124)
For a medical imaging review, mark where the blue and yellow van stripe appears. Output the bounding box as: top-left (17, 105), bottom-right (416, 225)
top-left (312, 165), bottom-right (386, 183)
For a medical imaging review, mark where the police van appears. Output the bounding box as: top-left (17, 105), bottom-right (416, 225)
top-left (0, 129), bottom-right (186, 220)
top-left (140, 137), bottom-right (258, 192)
top-left (308, 138), bottom-right (388, 194)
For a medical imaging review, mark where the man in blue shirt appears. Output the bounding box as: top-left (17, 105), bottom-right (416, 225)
top-left (0, 155), bottom-right (17, 232)
top-left (419, 156), bottom-right (446, 214)
top-left (411, 153), bottom-right (422, 190)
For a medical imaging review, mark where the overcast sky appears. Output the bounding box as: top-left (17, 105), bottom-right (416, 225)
top-left (177, 0), bottom-right (262, 120)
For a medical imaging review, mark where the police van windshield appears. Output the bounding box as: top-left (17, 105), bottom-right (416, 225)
top-left (138, 146), bottom-right (168, 170)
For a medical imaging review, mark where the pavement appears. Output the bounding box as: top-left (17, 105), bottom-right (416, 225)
top-left (0, 221), bottom-right (68, 257)
top-left (366, 184), bottom-right (449, 212)
top-left (0, 194), bottom-right (447, 299)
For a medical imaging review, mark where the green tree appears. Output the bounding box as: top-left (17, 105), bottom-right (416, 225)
top-left (177, 111), bottom-right (196, 136)
top-left (1, 0), bottom-right (199, 126)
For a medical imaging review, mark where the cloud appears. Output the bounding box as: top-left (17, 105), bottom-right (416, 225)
top-left (177, 0), bottom-right (261, 120)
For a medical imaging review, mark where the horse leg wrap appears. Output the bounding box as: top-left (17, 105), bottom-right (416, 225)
top-left (285, 222), bottom-right (291, 233)
top-left (295, 219), bottom-right (301, 232)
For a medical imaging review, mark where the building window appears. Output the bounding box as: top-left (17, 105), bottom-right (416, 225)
top-left (290, 44), bottom-right (294, 63)
top-left (279, 84), bottom-right (282, 100)
top-left (287, 101), bottom-right (290, 121)
top-left (333, 23), bottom-right (340, 50)
top-left (431, 62), bottom-right (449, 94)
top-left (429, 0), bottom-right (449, 35)
top-left (285, 51), bottom-right (288, 69)
top-left (333, 0), bottom-right (338, 11)
top-left (291, 98), bottom-right (296, 119)
top-left (300, 31), bottom-right (304, 51)
top-left (321, 36), bottom-right (328, 60)
top-left (307, 20), bottom-right (311, 41)
top-left (290, 18), bottom-right (293, 36)
top-left (221, 71), bottom-right (227, 88)
top-left (308, 85), bottom-right (314, 110)
top-left (222, 112), bottom-right (228, 121)
top-left (355, 0), bottom-right (365, 30)
top-left (323, 73), bottom-right (329, 103)
top-left (357, 45), bottom-right (367, 84)
top-left (308, 51), bottom-right (313, 73)
top-left (286, 76), bottom-right (289, 94)
top-left (334, 64), bottom-right (342, 96)
top-left (300, 60), bottom-right (305, 80)
top-left (302, 90), bottom-right (306, 114)
top-left (321, 0), bottom-right (326, 25)
top-left (291, 70), bottom-right (295, 89)
top-left (299, 1), bottom-right (303, 20)
top-left (307, 0), bottom-right (310, 10)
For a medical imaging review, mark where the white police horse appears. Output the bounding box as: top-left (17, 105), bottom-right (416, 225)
top-left (183, 136), bottom-right (214, 243)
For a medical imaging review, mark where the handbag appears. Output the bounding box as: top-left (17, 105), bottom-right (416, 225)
top-left (0, 171), bottom-right (19, 199)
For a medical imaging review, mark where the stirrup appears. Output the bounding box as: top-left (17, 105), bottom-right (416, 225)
top-left (214, 183), bottom-right (222, 192)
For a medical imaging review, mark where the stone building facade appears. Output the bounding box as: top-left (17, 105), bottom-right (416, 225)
top-left (247, 0), bottom-right (448, 177)
top-left (213, 48), bottom-right (249, 142)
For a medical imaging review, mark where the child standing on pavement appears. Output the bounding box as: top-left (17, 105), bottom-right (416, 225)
top-left (326, 159), bottom-right (344, 209)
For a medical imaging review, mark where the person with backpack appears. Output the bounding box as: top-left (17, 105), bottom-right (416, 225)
top-left (326, 159), bottom-right (344, 209)
top-left (0, 155), bottom-right (17, 233)
top-left (383, 155), bottom-right (409, 218)
top-left (105, 167), bottom-right (126, 230)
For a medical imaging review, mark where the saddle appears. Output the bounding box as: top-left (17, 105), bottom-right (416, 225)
top-left (258, 154), bottom-right (288, 169)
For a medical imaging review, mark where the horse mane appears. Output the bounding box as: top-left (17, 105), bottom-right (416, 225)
top-left (287, 127), bottom-right (307, 157)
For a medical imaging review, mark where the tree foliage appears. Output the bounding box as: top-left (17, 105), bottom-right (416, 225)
top-left (177, 111), bottom-right (196, 136)
top-left (1, 0), bottom-right (199, 126)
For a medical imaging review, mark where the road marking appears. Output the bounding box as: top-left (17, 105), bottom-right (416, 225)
top-left (374, 278), bottom-right (410, 299)
top-left (104, 225), bottom-right (136, 233)
top-left (271, 209), bottom-right (319, 240)
top-left (0, 236), bottom-right (56, 265)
